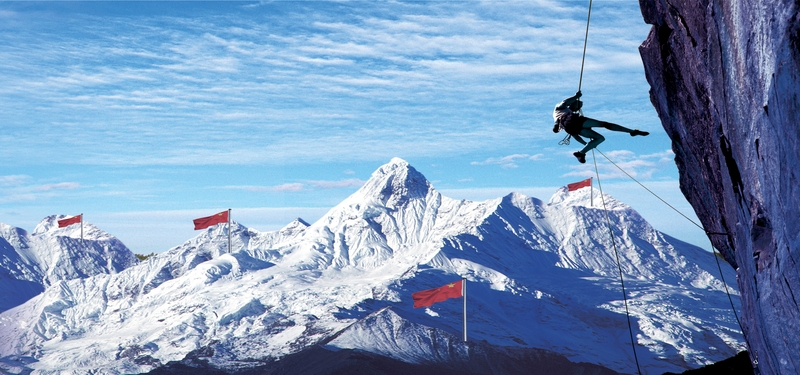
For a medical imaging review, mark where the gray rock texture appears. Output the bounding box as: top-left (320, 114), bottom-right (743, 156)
top-left (638, 0), bottom-right (800, 374)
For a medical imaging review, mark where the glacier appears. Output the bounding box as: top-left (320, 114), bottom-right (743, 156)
top-left (0, 158), bottom-right (744, 374)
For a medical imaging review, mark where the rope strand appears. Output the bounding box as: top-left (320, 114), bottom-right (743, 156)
top-left (578, 0), bottom-right (593, 91)
top-left (594, 149), bottom-right (743, 332)
top-left (592, 150), bottom-right (643, 375)
top-left (595, 150), bottom-right (702, 232)
top-left (570, 0), bottom-right (740, 364)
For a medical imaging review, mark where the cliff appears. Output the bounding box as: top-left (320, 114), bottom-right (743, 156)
top-left (638, 0), bottom-right (800, 374)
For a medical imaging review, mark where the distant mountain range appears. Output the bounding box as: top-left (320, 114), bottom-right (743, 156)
top-left (0, 158), bottom-right (744, 374)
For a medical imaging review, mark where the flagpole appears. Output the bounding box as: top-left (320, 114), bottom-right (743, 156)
top-left (462, 277), bottom-right (467, 342)
top-left (590, 177), bottom-right (594, 207)
top-left (227, 209), bottom-right (232, 254)
top-left (80, 213), bottom-right (84, 248)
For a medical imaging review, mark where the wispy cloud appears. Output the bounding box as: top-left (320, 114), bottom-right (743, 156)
top-left (562, 149), bottom-right (675, 181)
top-left (226, 183), bottom-right (304, 193)
top-left (35, 182), bottom-right (81, 191)
top-left (0, 177), bottom-right (82, 204)
top-left (0, 1), bottom-right (653, 166)
top-left (307, 178), bottom-right (365, 189)
top-left (0, 175), bottom-right (30, 186)
top-left (0, 2), bottom-right (674, 253)
top-left (224, 179), bottom-right (365, 193)
top-left (471, 154), bottom-right (545, 168)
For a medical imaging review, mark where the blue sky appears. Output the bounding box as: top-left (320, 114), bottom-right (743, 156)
top-left (0, 1), bottom-right (710, 254)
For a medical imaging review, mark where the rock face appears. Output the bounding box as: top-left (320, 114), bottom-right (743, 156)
top-left (638, 0), bottom-right (800, 373)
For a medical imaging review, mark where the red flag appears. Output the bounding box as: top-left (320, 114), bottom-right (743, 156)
top-left (412, 280), bottom-right (463, 308)
top-left (567, 178), bottom-right (592, 191)
top-left (58, 214), bottom-right (82, 228)
top-left (193, 210), bottom-right (229, 230)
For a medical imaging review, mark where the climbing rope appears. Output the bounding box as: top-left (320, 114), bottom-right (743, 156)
top-left (578, 0), bottom-right (593, 92)
top-left (594, 149), bottom-right (743, 332)
top-left (591, 150), bottom-right (643, 375)
top-left (559, 0), bottom-right (593, 148)
top-left (570, 3), bottom-right (643, 372)
top-left (563, 1), bottom-right (740, 369)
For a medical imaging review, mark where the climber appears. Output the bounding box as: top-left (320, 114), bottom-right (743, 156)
top-left (553, 91), bottom-right (649, 163)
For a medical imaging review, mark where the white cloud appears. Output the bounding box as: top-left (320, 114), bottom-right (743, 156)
top-left (0, 1), bottom-right (653, 167)
top-left (471, 154), bottom-right (545, 169)
top-left (307, 179), bottom-right (365, 189)
top-left (224, 179), bottom-right (364, 193)
top-left (562, 149), bottom-right (675, 181)
top-left (35, 182), bottom-right (81, 192)
top-left (272, 183), bottom-right (305, 192)
top-left (0, 1), bottom-right (679, 252)
top-left (0, 176), bottom-right (82, 203)
top-left (226, 183), bottom-right (305, 193)
top-left (0, 193), bottom-right (37, 204)
top-left (0, 175), bottom-right (30, 186)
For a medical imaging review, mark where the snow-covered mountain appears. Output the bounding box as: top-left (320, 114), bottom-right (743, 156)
top-left (0, 158), bottom-right (744, 374)
top-left (0, 217), bottom-right (137, 312)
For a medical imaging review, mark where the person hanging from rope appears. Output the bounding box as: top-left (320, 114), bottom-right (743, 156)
top-left (553, 90), bottom-right (649, 163)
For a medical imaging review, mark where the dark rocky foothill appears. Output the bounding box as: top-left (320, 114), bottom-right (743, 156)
top-left (663, 351), bottom-right (754, 375)
top-left (145, 340), bottom-right (622, 375)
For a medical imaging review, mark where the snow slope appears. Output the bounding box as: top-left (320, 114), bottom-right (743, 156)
top-left (0, 217), bottom-right (137, 313)
top-left (0, 158), bottom-right (744, 374)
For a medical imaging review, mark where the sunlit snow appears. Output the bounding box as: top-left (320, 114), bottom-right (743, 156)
top-left (0, 158), bottom-right (744, 374)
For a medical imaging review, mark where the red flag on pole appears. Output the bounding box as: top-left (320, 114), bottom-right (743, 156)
top-left (412, 280), bottom-right (464, 308)
top-left (193, 211), bottom-right (229, 230)
top-left (567, 177), bottom-right (592, 191)
top-left (58, 214), bottom-right (82, 228)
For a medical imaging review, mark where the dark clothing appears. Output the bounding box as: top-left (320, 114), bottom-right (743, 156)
top-left (553, 93), bottom-right (639, 155)
top-left (558, 112), bottom-right (587, 136)
top-left (552, 93), bottom-right (583, 135)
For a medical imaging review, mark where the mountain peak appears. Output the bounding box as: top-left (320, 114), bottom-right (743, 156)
top-left (0, 160), bottom-right (745, 375)
top-left (354, 158), bottom-right (433, 208)
top-left (32, 215), bottom-right (115, 242)
top-left (279, 218), bottom-right (310, 237)
top-left (387, 156), bottom-right (408, 167)
top-left (548, 184), bottom-right (629, 211)
top-left (32, 215), bottom-right (72, 235)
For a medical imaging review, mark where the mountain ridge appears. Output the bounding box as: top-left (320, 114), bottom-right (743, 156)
top-left (0, 158), bottom-right (743, 375)
top-left (0, 216), bottom-right (136, 313)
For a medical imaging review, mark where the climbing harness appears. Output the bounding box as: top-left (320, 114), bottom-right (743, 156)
top-left (558, 108), bottom-right (587, 146)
